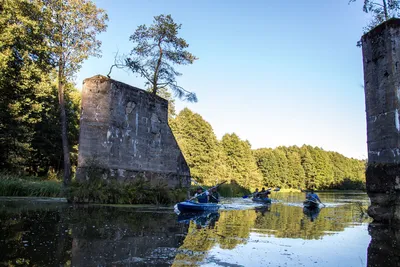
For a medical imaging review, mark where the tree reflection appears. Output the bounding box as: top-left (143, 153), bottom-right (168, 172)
top-left (173, 201), bottom-right (371, 266)
top-left (173, 210), bottom-right (257, 266)
top-left (254, 203), bottom-right (370, 239)
top-left (0, 205), bottom-right (72, 266)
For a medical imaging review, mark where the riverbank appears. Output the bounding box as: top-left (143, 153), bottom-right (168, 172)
top-left (0, 173), bottom-right (366, 204)
top-left (0, 173), bottom-right (61, 197)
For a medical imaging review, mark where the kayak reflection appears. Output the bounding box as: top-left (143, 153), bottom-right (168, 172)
top-left (255, 204), bottom-right (271, 216)
top-left (177, 211), bottom-right (220, 229)
top-left (303, 206), bottom-right (321, 222)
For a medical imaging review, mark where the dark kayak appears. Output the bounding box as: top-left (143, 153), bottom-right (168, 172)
top-left (303, 199), bottom-right (319, 209)
top-left (176, 201), bottom-right (220, 213)
top-left (252, 197), bottom-right (272, 204)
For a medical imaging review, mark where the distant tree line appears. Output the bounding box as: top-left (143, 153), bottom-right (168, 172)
top-left (171, 108), bottom-right (366, 190)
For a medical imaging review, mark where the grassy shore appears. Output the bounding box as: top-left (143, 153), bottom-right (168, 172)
top-left (0, 173), bottom-right (61, 197)
top-left (0, 173), bottom-right (365, 204)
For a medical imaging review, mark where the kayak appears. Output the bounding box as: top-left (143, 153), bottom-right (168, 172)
top-left (252, 197), bottom-right (272, 204)
top-left (176, 201), bottom-right (220, 213)
top-left (303, 199), bottom-right (319, 209)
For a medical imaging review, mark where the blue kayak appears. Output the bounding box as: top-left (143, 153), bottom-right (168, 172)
top-left (252, 197), bottom-right (272, 204)
top-left (176, 201), bottom-right (220, 213)
top-left (303, 199), bottom-right (319, 209)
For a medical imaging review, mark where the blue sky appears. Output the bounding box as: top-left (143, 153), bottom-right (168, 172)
top-left (76, 0), bottom-right (370, 159)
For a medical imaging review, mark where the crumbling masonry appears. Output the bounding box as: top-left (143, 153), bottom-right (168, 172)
top-left (76, 75), bottom-right (190, 188)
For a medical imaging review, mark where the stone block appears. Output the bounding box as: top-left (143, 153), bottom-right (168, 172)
top-left (76, 75), bottom-right (190, 188)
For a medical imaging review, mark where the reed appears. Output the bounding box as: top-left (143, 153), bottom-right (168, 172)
top-left (0, 173), bottom-right (61, 197)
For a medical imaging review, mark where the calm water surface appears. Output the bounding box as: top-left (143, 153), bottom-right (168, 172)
top-left (0, 192), bottom-right (399, 267)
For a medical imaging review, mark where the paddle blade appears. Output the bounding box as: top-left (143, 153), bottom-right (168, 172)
top-left (242, 195), bottom-right (249, 199)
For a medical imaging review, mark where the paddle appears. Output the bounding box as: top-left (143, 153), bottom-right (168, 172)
top-left (191, 179), bottom-right (222, 203)
top-left (187, 181), bottom-right (227, 202)
top-left (243, 188), bottom-right (273, 199)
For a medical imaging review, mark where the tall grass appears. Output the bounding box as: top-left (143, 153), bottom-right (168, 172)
top-left (67, 176), bottom-right (188, 205)
top-left (0, 173), bottom-right (61, 197)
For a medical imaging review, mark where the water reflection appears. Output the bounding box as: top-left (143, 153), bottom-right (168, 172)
top-left (367, 223), bottom-right (400, 267)
top-left (0, 202), bottom-right (188, 266)
top-left (177, 212), bottom-right (220, 229)
top-left (1, 193), bottom-right (398, 267)
top-left (69, 207), bottom-right (188, 266)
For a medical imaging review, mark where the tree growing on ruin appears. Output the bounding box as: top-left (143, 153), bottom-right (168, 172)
top-left (45, 0), bottom-right (108, 188)
top-left (121, 14), bottom-right (198, 102)
top-left (350, 0), bottom-right (400, 30)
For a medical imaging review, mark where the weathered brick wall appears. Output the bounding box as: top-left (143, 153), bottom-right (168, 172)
top-left (76, 75), bottom-right (190, 188)
top-left (362, 19), bottom-right (400, 224)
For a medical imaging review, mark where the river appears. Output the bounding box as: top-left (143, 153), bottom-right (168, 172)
top-left (0, 192), bottom-right (398, 266)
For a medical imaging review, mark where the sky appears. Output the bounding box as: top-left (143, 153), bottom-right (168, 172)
top-left (76, 0), bottom-right (371, 159)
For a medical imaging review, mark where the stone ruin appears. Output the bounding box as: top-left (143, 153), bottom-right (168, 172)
top-left (75, 75), bottom-right (190, 188)
top-left (362, 18), bottom-right (400, 224)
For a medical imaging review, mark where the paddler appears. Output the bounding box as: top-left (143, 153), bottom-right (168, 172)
top-left (194, 187), bottom-right (209, 203)
top-left (253, 188), bottom-right (260, 198)
top-left (306, 189), bottom-right (321, 203)
top-left (208, 187), bottom-right (220, 203)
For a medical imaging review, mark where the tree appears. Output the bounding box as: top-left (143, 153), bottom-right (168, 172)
top-left (123, 14), bottom-right (198, 102)
top-left (350, 0), bottom-right (400, 30)
top-left (171, 108), bottom-right (220, 185)
top-left (0, 0), bottom-right (53, 171)
top-left (286, 148), bottom-right (306, 189)
top-left (221, 133), bottom-right (262, 189)
top-left (253, 148), bottom-right (279, 187)
top-left (45, 0), bottom-right (108, 187)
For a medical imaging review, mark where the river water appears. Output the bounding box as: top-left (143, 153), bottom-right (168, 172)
top-left (0, 192), bottom-right (398, 267)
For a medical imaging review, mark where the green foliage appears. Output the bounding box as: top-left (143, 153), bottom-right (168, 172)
top-left (217, 182), bottom-right (251, 197)
top-left (44, 0), bottom-right (108, 185)
top-left (172, 108), bottom-right (222, 185)
top-left (350, 0), bottom-right (400, 32)
top-left (122, 14), bottom-right (198, 102)
top-left (171, 108), bottom-right (365, 191)
top-left (220, 133), bottom-right (263, 189)
top-left (0, 0), bottom-right (105, 186)
top-left (254, 145), bottom-right (366, 190)
top-left (0, 0), bottom-right (53, 171)
top-left (0, 173), bottom-right (61, 197)
top-left (188, 183), bottom-right (251, 197)
top-left (67, 175), bottom-right (187, 205)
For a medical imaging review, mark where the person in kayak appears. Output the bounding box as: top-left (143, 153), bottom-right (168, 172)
top-left (194, 187), bottom-right (209, 203)
top-left (252, 188), bottom-right (260, 198)
top-left (306, 189), bottom-right (321, 203)
top-left (208, 187), bottom-right (220, 203)
top-left (259, 187), bottom-right (271, 199)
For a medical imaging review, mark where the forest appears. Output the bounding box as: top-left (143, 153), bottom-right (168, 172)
top-left (171, 108), bottom-right (366, 190)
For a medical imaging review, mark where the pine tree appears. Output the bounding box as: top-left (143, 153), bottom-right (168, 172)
top-left (221, 133), bottom-right (262, 189)
top-left (171, 108), bottom-right (220, 185)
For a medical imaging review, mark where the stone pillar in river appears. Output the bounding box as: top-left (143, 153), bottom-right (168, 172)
top-left (76, 75), bottom-right (191, 188)
top-left (362, 18), bottom-right (400, 224)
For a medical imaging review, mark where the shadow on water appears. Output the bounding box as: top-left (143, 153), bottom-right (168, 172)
top-left (0, 192), bottom-right (399, 266)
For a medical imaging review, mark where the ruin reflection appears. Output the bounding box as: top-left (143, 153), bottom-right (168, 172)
top-left (367, 223), bottom-right (400, 267)
top-left (69, 206), bottom-right (189, 266)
